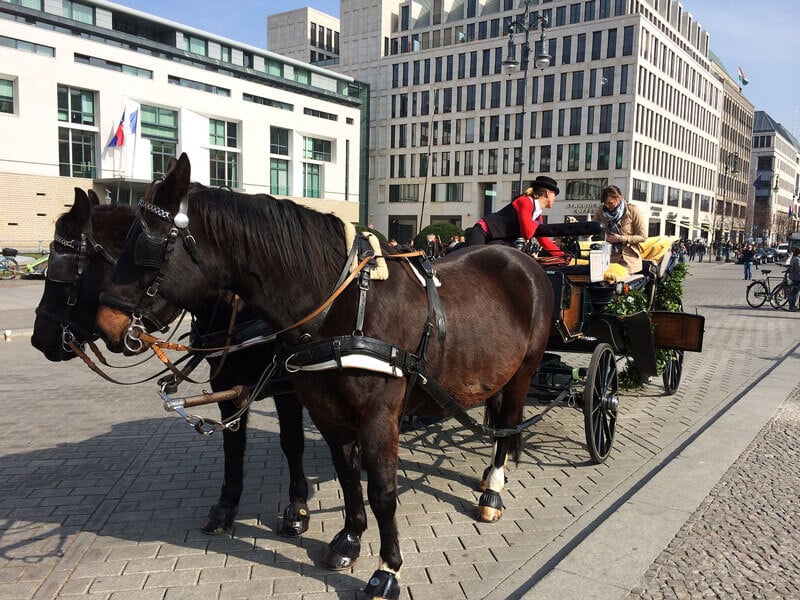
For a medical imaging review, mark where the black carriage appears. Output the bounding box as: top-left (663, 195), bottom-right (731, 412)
top-left (527, 222), bottom-right (705, 464)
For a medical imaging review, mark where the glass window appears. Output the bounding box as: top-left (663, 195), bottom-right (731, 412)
top-left (607, 28), bottom-right (617, 58)
top-left (63, 0), bottom-right (94, 24)
top-left (140, 105), bottom-right (177, 142)
top-left (570, 107), bottom-right (582, 135)
top-left (681, 190), bottom-right (692, 209)
top-left (601, 66), bottom-right (614, 96)
top-left (270, 158), bottom-right (289, 195)
top-left (556, 6), bottom-right (566, 26)
top-left (599, 104), bottom-right (612, 133)
top-left (562, 36), bottom-right (572, 65)
top-left (209, 119), bottom-right (237, 148)
top-left (584, 0), bottom-right (596, 21)
top-left (543, 75), bottom-right (555, 102)
top-left (0, 78), bottom-right (14, 114)
top-left (570, 3), bottom-right (581, 24)
top-left (592, 31), bottom-right (602, 60)
top-left (57, 85), bottom-right (95, 125)
top-left (151, 141), bottom-right (177, 179)
top-left (632, 178), bottom-right (648, 201)
top-left (572, 71), bottom-right (584, 99)
top-left (271, 127), bottom-right (289, 155)
top-left (541, 110), bottom-right (553, 137)
top-left (540, 145), bottom-right (551, 172)
top-left (618, 102), bottom-right (626, 131)
top-left (622, 25), bottom-right (634, 56)
top-left (615, 140), bottom-right (623, 169)
top-left (58, 127), bottom-right (95, 178)
top-left (303, 136), bottom-right (332, 161)
top-left (597, 141), bottom-right (610, 170)
top-left (651, 183), bottom-right (665, 205)
top-left (668, 187), bottom-right (680, 207)
top-left (585, 141), bottom-right (593, 170)
top-left (303, 163), bottom-right (321, 198)
top-left (210, 150), bottom-right (238, 187)
top-left (576, 33), bottom-right (586, 62)
top-left (568, 143), bottom-right (580, 171)
top-left (182, 34), bottom-right (207, 56)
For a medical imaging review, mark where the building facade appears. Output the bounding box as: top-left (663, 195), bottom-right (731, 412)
top-left (709, 51), bottom-right (753, 245)
top-left (749, 111), bottom-right (800, 245)
top-left (267, 7), bottom-right (341, 67)
top-left (270, 0), bottom-right (728, 244)
top-left (0, 0), bottom-right (364, 248)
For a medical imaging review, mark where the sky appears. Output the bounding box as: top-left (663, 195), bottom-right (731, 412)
top-left (116, 0), bottom-right (800, 137)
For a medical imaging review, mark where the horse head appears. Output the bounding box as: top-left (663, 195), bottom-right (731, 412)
top-left (97, 153), bottom-right (211, 352)
top-left (32, 187), bottom-right (109, 360)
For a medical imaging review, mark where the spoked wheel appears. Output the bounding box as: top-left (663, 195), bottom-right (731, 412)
top-left (0, 258), bottom-right (18, 280)
top-left (583, 343), bottom-right (618, 464)
top-left (769, 283), bottom-right (790, 309)
top-left (661, 349), bottom-right (684, 395)
top-left (745, 281), bottom-right (768, 307)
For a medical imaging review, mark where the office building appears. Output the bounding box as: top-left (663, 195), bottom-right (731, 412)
top-left (0, 0), bottom-right (365, 248)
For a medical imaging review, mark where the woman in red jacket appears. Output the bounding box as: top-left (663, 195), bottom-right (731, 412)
top-left (466, 175), bottom-right (563, 255)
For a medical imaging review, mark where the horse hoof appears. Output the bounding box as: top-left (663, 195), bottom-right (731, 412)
top-left (277, 501), bottom-right (310, 537)
top-left (320, 530), bottom-right (361, 571)
top-left (201, 500), bottom-right (237, 534)
top-left (364, 569), bottom-right (400, 599)
top-left (476, 490), bottom-right (504, 523)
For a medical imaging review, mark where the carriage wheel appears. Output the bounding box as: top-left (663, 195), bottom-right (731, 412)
top-left (661, 349), bottom-right (684, 396)
top-left (583, 343), bottom-right (618, 464)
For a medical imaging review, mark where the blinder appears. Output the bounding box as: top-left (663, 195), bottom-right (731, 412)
top-left (46, 241), bottom-right (82, 283)
top-left (132, 216), bottom-right (170, 270)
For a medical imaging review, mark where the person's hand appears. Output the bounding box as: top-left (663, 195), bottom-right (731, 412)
top-left (565, 216), bottom-right (577, 223)
top-left (607, 233), bottom-right (622, 243)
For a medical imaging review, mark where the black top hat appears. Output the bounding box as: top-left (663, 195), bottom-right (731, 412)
top-left (531, 176), bottom-right (560, 195)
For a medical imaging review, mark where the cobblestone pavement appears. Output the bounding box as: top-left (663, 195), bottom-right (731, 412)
top-left (0, 259), bottom-right (798, 599)
top-left (628, 386), bottom-right (800, 600)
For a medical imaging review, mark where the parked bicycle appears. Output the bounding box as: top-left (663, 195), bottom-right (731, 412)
top-left (745, 268), bottom-right (791, 309)
top-left (0, 247), bottom-right (19, 280)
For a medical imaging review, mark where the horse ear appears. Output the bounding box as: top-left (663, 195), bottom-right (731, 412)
top-left (155, 153), bottom-right (191, 211)
top-left (70, 187), bottom-right (93, 225)
top-left (86, 189), bottom-right (100, 208)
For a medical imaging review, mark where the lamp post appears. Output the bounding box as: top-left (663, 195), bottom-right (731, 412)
top-left (502, 0), bottom-right (551, 195)
top-left (720, 151), bottom-right (739, 252)
top-left (768, 173), bottom-right (779, 246)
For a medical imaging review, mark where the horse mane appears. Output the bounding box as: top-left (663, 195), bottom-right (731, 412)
top-left (187, 184), bottom-right (348, 294)
top-left (91, 204), bottom-right (136, 250)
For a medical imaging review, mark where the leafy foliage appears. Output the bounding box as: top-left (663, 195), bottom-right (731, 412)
top-left (605, 262), bottom-right (690, 390)
top-left (654, 262), bottom-right (689, 311)
top-left (356, 225), bottom-right (386, 242)
top-left (413, 222), bottom-right (464, 251)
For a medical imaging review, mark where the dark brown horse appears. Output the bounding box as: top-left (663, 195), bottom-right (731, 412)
top-left (32, 188), bottom-right (311, 538)
top-left (96, 153), bottom-right (552, 599)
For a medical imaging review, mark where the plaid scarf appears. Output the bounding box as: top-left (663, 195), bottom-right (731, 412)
top-left (602, 198), bottom-right (626, 253)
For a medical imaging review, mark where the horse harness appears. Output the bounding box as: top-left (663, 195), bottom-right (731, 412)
top-left (121, 198), bottom-right (539, 440)
top-left (36, 228), bottom-right (116, 354)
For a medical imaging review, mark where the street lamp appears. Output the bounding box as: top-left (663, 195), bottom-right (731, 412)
top-left (721, 152), bottom-right (739, 244)
top-left (502, 0), bottom-right (550, 194)
top-left (768, 173), bottom-right (780, 245)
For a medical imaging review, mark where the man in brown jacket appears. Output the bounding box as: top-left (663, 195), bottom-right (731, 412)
top-left (594, 185), bottom-right (647, 274)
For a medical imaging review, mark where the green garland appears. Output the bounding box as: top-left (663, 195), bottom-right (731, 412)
top-left (605, 261), bottom-right (690, 390)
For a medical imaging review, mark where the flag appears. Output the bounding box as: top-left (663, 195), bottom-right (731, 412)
top-left (128, 108), bottom-right (138, 135)
top-left (107, 110), bottom-right (125, 148)
top-left (738, 65), bottom-right (748, 86)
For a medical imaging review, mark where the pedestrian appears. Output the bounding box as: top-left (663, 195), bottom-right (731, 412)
top-left (788, 247), bottom-right (800, 311)
top-left (740, 243), bottom-right (755, 280)
top-left (593, 185), bottom-right (647, 274)
top-left (465, 175), bottom-right (563, 256)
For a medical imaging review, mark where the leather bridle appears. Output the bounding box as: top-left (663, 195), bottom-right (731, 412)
top-left (35, 230), bottom-right (116, 353)
top-left (100, 196), bottom-right (207, 352)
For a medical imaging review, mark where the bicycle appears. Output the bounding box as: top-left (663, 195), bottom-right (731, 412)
top-left (0, 247), bottom-right (19, 280)
top-left (745, 268), bottom-right (790, 309)
top-left (769, 270), bottom-right (796, 310)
